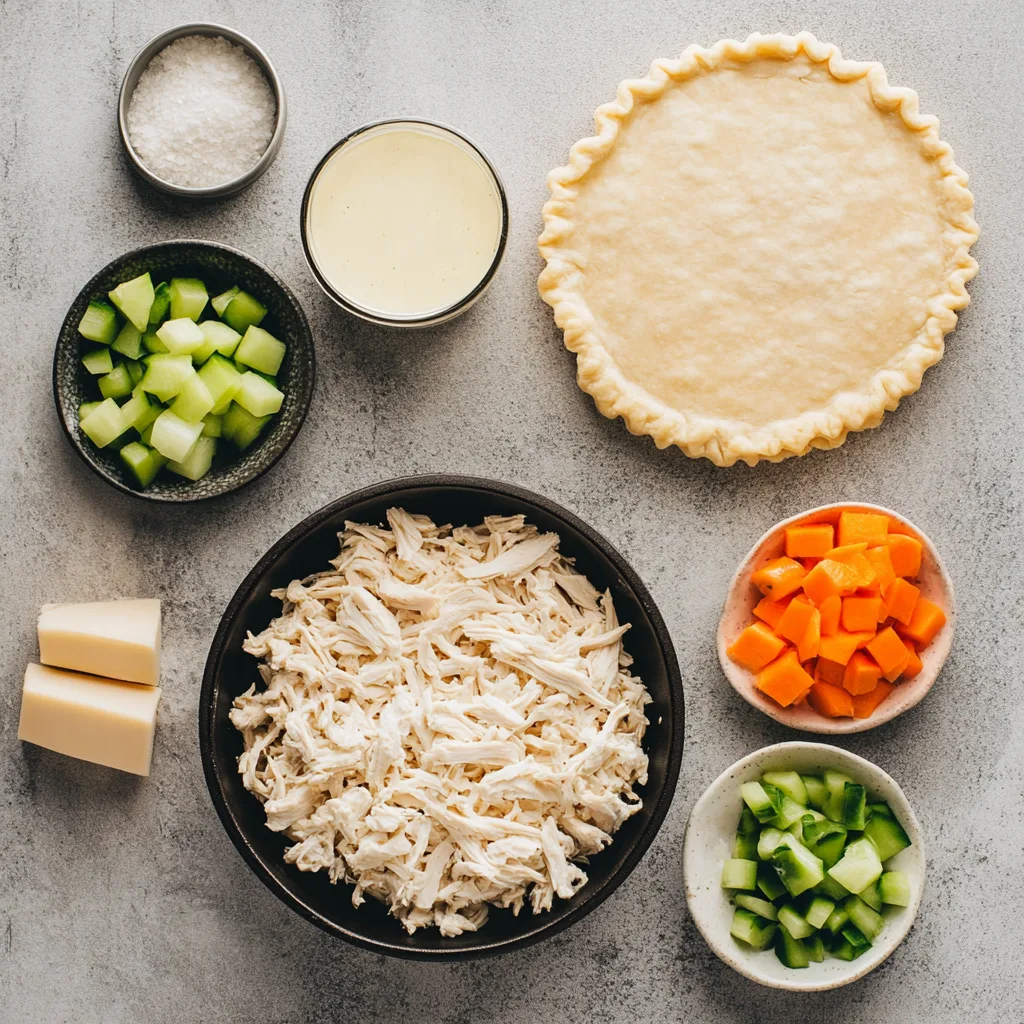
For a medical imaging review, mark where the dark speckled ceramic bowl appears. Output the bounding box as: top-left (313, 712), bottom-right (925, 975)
top-left (54, 240), bottom-right (315, 502)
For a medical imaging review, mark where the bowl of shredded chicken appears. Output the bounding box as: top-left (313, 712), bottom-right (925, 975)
top-left (201, 477), bottom-right (684, 957)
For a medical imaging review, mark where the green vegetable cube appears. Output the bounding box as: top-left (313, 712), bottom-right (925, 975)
top-left (762, 771), bottom-right (808, 806)
top-left (192, 320), bottom-right (242, 364)
top-left (82, 347), bottom-right (114, 375)
top-left (222, 401), bottom-right (271, 451)
top-left (720, 858), bottom-right (758, 890)
top-left (168, 435), bottom-right (216, 481)
top-left (777, 904), bottom-right (813, 940)
top-left (111, 322), bottom-right (144, 360)
top-left (120, 441), bottom-right (167, 487)
top-left (732, 831), bottom-right (758, 860)
top-left (859, 879), bottom-right (883, 911)
top-left (150, 408), bottom-right (203, 463)
top-left (120, 388), bottom-right (157, 432)
top-left (805, 934), bottom-right (825, 963)
top-left (171, 374), bottom-right (215, 423)
top-left (801, 775), bottom-right (828, 811)
top-left (234, 325), bottom-right (285, 376)
top-left (844, 894), bottom-right (884, 940)
top-left (108, 272), bottom-right (155, 331)
top-left (824, 906), bottom-right (849, 935)
top-left (124, 358), bottom-right (145, 386)
top-left (139, 354), bottom-right (196, 402)
top-left (143, 328), bottom-right (169, 354)
top-left (198, 354), bottom-right (244, 414)
top-left (211, 286), bottom-right (239, 318)
top-left (828, 837), bottom-right (883, 895)
top-left (804, 896), bottom-right (835, 930)
top-left (730, 908), bottom-right (776, 951)
top-left (756, 827), bottom-right (789, 861)
top-left (771, 841), bottom-right (824, 896)
top-left (222, 289), bottom-right (267, 333)
top-left (149, 281), bottom-right (171, 324)
top-left (771, 794), bottom-right (809, 831)
top-left (879, 871), bottom-right (912, 907)
top-left (774, 927), bottom-right (809, 968)
top-left (156, 317), bottom-right (205, 356)
top-left (201, 414), bottom-right (222, 438)
top-left (733, 894), bottom-right (778, 921)
top-left (78, 401), bottom-right (103, 421)
top-left (235, 371), bottom-right (284, 417)
top-left (756, 863), bottom-right (787, 901)
top-left (823, 770), bottom-right (854, 823)
top-left (98, 363), bottom-right (133, 400)
top-left (862, 810), bottom-right (912, 862)
top-left (842, 783), bottom-right (868, 830)
top-left (80, 398), bottom-right (128, 448)
top-left (78, 300), bottom-right (119, 344)
top-left (168, 277), bottom-right (209, 321)
top-left (741, 781), bottom-right (781, 823)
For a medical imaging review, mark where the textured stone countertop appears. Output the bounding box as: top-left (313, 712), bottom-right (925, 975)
top-left (1, 1), bottom-right (1021, 1021)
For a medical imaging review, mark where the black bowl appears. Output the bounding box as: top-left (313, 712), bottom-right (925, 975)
top-left (200, 475), bottom-right (685, 959)
top-left (54, 240), bottom-right (315, 502)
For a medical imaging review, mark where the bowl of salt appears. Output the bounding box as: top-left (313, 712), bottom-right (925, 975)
top-left (117, 23), bottom-right (287, 199)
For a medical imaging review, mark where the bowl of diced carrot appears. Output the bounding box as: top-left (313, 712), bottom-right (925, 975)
top-left (717, 504), bottom-right (955, 733)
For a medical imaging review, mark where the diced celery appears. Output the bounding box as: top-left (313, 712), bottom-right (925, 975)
top-left (156, 317), bottom-right (205, 356)
top-left (828, 837), bottom-right (883, 894)
top-left (167, 435), bottom-right (216, 481)
top-left (879, 871), bottom-right (912, 907)
top-left (235, 371), bottom-right (284, 417)
top-left (222, 289), bottom-right (267, 333)
top-left (221, 401), bottom-right (271, 451)
top-left (211, 285), bottom-right (239, 317)
top-left (98, 363), bottom-right (133, 400)
top-left (762, 771), bottom-right (808, 806)
top-left (201, 413), bottom-right (222, 438)
top-left (730, 908), bottom-right (776, 951)
top-left (143, 328), bottom-right (169, 354)
top-left (78, 300), bottom-right (119, 344)
top-left (80, 398), bottom-right (128, 448)
top-left (139, 354), bottom-right (196, 402)
top-left (150, 409), bottom-right (203, 462)
top-left (149, 281), bottom-right (171, 324)
top-left (721, 858), bottom-right (758, 890)
top-left (111, 322), bottom-right (144, 360)
top-left (120, 441), bottom-right (167, 487)
top-left (777, 904), bottom-right (813, 940)
top-left (108, 272), bottom-right (155, 331)
top-left (234, 325), bottom-right (285, 376)
top-left (192, 320), bottom-right (242, 364)
top-left (82, 348), bottom-right (114, 375)
top-left (198, 354), bottom-right (244, 414)
top-left (733, 894), bottom-right (778, 921)
top-left (168, 277), bottom-right (209, 321)
top-left (79, 401), bottom-right (103, 421)
top-left (170, 374), bottom-right (215, 423)
top-left (125, 358), bottom-right (145, 386)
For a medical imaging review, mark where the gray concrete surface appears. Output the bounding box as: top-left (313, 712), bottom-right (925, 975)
top-left (1, 1), bottom-right (1021, 1021)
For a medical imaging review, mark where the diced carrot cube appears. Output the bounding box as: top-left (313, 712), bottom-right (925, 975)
top-left (814, 657), bottom-right (846, 687)
top-left (752, 594), bottom-right (792, 629)
top-left (776, 599), bottom-right (820, 662)
top-left (865, 545), bottom-right (896, 591)
top-left (803, 559), bottom-right (858, 604)
top-left (751, 557), bottom-right (807, 600)
top-left (851, 680), bottom-right (896, 719)
top-left (837, 511), bottom-right (890, 547)
top-left (842, 596), bottom-right (883, 632)
top-left (895, 597), bottom-right (946, 646)
top-left (818, 629), bottom-right (866, 666)
top-left (901, 639), bottom-right (923, 679)
top-left (853, 630), bottom-right (876, 649)
top-left (819, 595), bottom-right (841, 636)
top-left (883, 577), bottom-right (920, 626)
top-left (886, 533), bottom-right (922, 578)
top-left (807, 681), bottom-right (855, 718)
top-left (756, 650), bottom-right (815, 708)
top-left (843, 651), bottom-right (883, 695)
top-left (866, 626), bottom-right (911, 681)
top-left (727, 622), bottom-right (787, 672)
top-left (824, 542), bottom-right (868, 560)
top-left (785, 523), bottom-right (835, 559)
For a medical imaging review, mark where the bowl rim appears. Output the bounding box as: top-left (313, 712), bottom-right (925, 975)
top-left (198, 473), bottom-right (686, 958)
top-left (682, 740), bottom-right (925, 991)
top-left (299, 118), bottom-right (510, 327)
top-left (117, 22), bottom-right (287, 199)
top-left (53, 238), bottom-right (315, 503)
top-left (717, 502), bottom-right (956, 733)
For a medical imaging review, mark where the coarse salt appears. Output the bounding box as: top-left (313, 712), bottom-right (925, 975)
top-left (127, 35), bottom-right (276, 188)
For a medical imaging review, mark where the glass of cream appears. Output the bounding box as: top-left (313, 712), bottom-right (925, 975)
top-left (301, 120), bottom-right (508, 327)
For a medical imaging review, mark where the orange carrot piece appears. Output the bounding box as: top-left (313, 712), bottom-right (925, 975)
top-left (866, 626), bottom-right (911, 681)
top-left (776, 599), bottom-right (820, 661)
top-left (815, 657), bottom-right (846, 687)
top-left (842, 596), bottom-right (883, 633)
top-left (886, 533), bottom-right (922, 578)
top-left (752, 595), bottom-right (792, 630)
top-left (837, 511), bottom-right (890, 547)
top-left (803, 559), bottom-right (859, 603)
top-left (843, 651), bottom-right (883, 696)
top-left (727, 622), bottom-right (787, 672)
top-left (851, 680), bottom-right (896, 719)
top-left (751, 557), bottom-right (807, 600)
top-left (901, 639), bottom-right (923, 679)
top-left (818, 629), bottom-right (867, 666)
top-left (884, 578), bottom-right (920, 626)
top-left (896, 597), bottom-right (946, 646)
top-left (865, 545), bottom-right (897, 591)
top-left (785, 523), bottom-right (835, 559)
top-left (756, 650), bottom-right (815, 708)
top-left (824, 542), bottom-right (868, 560)
top-left (801, 557), bottom-right (821, 572)
top-left (819, 595), bottom-right (841, 636)
top-left (807, 681), bottom-right (855, 718)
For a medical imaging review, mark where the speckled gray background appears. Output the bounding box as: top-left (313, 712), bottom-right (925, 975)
top-left (1, 1), bottom-right (1021, 1021)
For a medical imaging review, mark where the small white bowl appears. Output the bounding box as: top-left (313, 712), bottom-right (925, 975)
top-left (717, 503), bottom-right (955, 734)
top-left (683, 741), bottom-right (925, 991)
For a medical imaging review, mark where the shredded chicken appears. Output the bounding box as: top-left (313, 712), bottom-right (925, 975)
top-left (230, 509), bottom-right (651, 936)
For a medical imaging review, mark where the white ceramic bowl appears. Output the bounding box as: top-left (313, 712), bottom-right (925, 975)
top-left (717, 503), bottom-right (955, 733)
top-left (683, 741), bottom-right (925, 991)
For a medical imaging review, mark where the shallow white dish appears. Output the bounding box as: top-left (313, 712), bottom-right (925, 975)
top-left (683, 741), bottom-right (925, 991)
top-left (717, 502), bottom-right (955, 733)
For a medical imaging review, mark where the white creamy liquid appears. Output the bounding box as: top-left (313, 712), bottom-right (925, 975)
top-left (306, 127), bottom-right (503, 317)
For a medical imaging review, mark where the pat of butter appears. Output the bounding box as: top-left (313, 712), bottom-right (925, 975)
top-left (38, 599), bottom-right (160, 686)
top-left (18, 663), bottom-right (161, 776)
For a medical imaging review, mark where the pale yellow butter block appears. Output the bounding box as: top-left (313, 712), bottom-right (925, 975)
top-left (38, 599), bottom-right (161, 686)
top-left (18, 663), bottom-right (161, 776)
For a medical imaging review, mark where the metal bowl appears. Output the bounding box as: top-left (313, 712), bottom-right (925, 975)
top-left (117, 23), bottom-right (287, 199)
top-left (200, 475), bottom-right (685, 958)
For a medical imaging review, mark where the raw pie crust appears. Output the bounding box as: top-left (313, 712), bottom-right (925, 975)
top-left (538, 33), bottom-right (979, 466)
